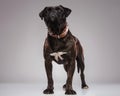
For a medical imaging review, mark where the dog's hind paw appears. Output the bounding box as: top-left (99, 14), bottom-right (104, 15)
top-left (82, 84), bottom-right (89, 89)
top-left (43, 89), bottom-right (54, 94)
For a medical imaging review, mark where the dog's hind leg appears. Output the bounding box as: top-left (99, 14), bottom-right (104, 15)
top-left (63, 64), bottom-right (69, 90)
top-left (76, 55), bottom-right (89, 89)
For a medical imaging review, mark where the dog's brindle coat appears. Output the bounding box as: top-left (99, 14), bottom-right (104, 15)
top-left (39, 5), bottom-right (88, 95)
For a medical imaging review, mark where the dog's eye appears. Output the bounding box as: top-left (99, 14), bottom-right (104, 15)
top-left (47, 8), bottom-right (52, 12)
top-left (55, 7), bottom-right (62, 12)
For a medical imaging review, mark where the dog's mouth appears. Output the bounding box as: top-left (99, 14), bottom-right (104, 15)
top-left (47, 21), bottom-right (61, 34)
top-left (47, 19), bottom-right (67, 35)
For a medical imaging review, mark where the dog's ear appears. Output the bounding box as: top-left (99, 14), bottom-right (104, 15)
top-left (59, 5), bottom-right (71, 17)
top-left (39, 7), bottom-right (47, 20)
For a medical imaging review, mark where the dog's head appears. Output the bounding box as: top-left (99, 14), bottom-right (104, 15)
top-left (39, 5), bottom-right (71, 35)
top-left (39, 5), bottom-right (71, 21)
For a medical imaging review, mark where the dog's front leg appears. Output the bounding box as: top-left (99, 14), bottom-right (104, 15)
top-left (43, 60), bottom-right (54, 94)
top-left (65, 60), bottom-right (76, 95)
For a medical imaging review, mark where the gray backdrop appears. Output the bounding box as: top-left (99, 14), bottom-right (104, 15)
top-left (0, 0), bottom-right (120, 84)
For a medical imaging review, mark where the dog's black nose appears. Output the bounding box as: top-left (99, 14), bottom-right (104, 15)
top-left (51, 14), bottom-right (55, 18)
top-left (50, 12), bottom-right (57, 21)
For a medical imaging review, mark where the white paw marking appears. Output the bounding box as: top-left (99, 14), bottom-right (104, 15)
top-left (83, 86), bottom-right (89, 89)
top-left (50, 52), bottom-right (67, 61)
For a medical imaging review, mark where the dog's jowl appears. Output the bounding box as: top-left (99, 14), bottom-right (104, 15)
top-left (39, 5), bottom-right (88, 95)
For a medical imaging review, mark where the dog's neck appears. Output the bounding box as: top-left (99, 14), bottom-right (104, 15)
top-left (48, 25), bottom-right (69, 39)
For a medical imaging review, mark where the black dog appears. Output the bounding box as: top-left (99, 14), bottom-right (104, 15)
top-left (39, 5), bottom-right (88, 95)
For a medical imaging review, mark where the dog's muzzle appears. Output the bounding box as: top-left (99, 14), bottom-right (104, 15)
top-left (49, 12), bottom-right (57, 21)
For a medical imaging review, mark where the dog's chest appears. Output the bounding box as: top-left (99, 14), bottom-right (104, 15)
top-left (48, 38), bottom-right (69, 64)
top-left (49, 38), bottom-right (66, 51)
top-left (50, 51), bottom-right (68, 64)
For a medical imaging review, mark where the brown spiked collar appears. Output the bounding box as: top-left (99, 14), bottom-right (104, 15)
top-left (48, 26), bottom-right (69, 39)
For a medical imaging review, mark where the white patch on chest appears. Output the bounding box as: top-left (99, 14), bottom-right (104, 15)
top-left (50, 52), bottom-right (67, 61)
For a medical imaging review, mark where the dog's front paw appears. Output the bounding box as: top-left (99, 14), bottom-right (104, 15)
top-left (65, 89), bottom-right (76, 95)
top-left (43, 89), bottom-right (54, 94)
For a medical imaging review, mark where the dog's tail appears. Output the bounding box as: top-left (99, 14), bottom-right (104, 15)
top-left (76, 40), bottom-right (85, 73)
